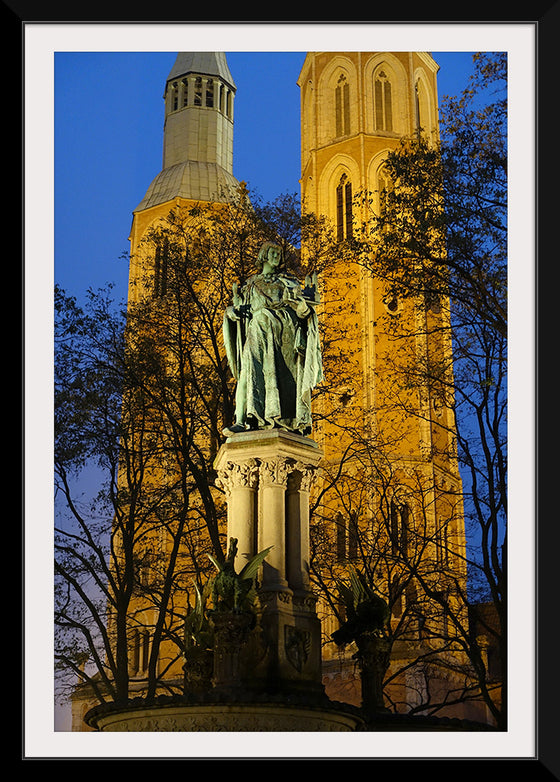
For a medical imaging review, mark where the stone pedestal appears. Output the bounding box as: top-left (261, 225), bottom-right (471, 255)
top-left (355, 636), bottom-right (391, 715)
top-left (214, 430), bottom-right (324, 695)
top-left (210, 610), bottom-right (255, 693)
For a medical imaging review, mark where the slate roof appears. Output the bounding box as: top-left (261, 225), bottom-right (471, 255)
top-left (166, 52), bottom-right (236, 90)
top-left (135, 160), bottom-right (241, 210)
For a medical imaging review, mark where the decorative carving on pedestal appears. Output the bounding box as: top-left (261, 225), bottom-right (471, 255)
top-left (292, 592), bottom-right (318, 612)
top-left (259, 457), bottom-right (291, 487)
top-left (290, 461), bottom-right (317, 492)
top-left (216, 456), bottom-right (317, 494)
top-left (215, 458), bottom-right (259, 494)
top-left (355, 636), bottom-right (391, 715)
top-left (91, 703), bottom-right (362, 732)
top-left (211, 610), bottom-right (255, 691)
top-left (285, 625), bottom-right (312, 672)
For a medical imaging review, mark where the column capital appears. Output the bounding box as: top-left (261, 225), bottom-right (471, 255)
top-left (259, 457), bottom-right (292, 488)
top-left (216, 458), bottom-right (260, 494)
top-left (287, 461), bottom-right (318, 493)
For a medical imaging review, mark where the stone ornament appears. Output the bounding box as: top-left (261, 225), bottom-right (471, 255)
top-left (285, 625), bottom-right (311, 672)
top-left (259, 457), bottom-right (292, 487)
top-left (215, 458), bottom-right (259, 494)
top-left (217, 456), bottom-right (317, 493)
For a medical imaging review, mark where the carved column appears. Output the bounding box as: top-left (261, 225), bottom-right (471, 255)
top-left (286, 462), bottom-right (316, 592)
top-left (258, 457), bottom-right (291, 590)
top-left (215, 458), bottom-right (259, 568)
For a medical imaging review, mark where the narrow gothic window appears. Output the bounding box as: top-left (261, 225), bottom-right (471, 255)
top-left (415, 80), bottom-right (429, 136)
top-left (336, 174), bottom-right (353, 242)
top-left (182, 78), bottom-right (188, 107)
top-left (336, 513), bottom-right (346, 561)
top-left (131, 629), bottom-right (140, 674)
top-left (374, 69), bottom-right (393, 132)
top-left (390, 576), bottom-right (403, 617)
top-left (171, 82), bottom-right (179, 111)
top-left (436, 518), bottom-right (449, 567)
top-left (348, 512), bottom-right (359, 559)
top-left (335, 73), bottom-right (350, 137)
top-left (154, 238), bottom-right (169, 298)
top-left (141, 630), bottom-right (150, 672)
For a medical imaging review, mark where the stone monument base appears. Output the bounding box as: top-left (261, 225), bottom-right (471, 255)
top-left (85, 694), bottom-right (364, 732)
top-left (214, 430), bottom-right (325, 695)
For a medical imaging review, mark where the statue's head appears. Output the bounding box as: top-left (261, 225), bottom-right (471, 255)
top-left (257, 241), bottom-right (283, 270)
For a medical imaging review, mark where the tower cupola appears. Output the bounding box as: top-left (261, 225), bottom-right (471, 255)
top-left (135, 51), bottom-right (239, 210)
top-left (162, 52), bottom-right (236, 171)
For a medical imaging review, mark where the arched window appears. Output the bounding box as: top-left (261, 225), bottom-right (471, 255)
top-left (435, 517), bottom-right (449, 567)
top-left (171, 82), bottom-right (179, 112)
top-left (377, 164), bottom-right (393, 217)
top-left (374, 69), bottom-right (393, 132)
top-left (336, 513), bottom-right (345, 561)
top-left (390, 576), bottom-right (403, 617)
top-left (130, 628), bottom-right (150, 676)
top-left (131, 629), bottom-right (140, 674)
top-left (335, 73), bottom-right (350, 137)
top-left (182, 78), bottom-right (188, 107)
top-left (336, 173), bottom-right (353, 242)
top-left (141, 630), bottom-right (150, 672)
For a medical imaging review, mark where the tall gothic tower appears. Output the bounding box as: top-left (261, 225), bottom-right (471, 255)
top-left (298, 53), bottom-right (471, 715)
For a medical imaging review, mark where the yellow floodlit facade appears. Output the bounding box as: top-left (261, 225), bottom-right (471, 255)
top-left (297, 52), bottom-right (477, 717)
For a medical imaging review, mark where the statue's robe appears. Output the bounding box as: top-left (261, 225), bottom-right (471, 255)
top-left (223, 272), bottom-right (323, 434)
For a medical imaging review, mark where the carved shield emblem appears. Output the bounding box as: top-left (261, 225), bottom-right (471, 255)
top-left (284, 625), bottom-right (311, 672)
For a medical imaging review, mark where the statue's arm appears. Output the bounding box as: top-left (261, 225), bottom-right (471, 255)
top-left (226, 281), bottom-right (250, 321)
top-left (281, 278), bottom-right (316, 319)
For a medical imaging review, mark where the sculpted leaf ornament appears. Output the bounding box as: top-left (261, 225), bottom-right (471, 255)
top-left (207, 537), bottom-right (272, 614)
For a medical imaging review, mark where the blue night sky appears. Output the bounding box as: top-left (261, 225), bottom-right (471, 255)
top-left (53, 49), bottom-right (478, 303)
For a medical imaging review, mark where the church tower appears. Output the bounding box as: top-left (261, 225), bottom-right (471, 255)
top-left (128, 52), bottom-right (241, 302)
top-left (298, 53), bottom-right (471, 714)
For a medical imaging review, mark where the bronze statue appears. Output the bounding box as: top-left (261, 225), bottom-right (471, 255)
top-left (223, 242), bottom-right (323, 436)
